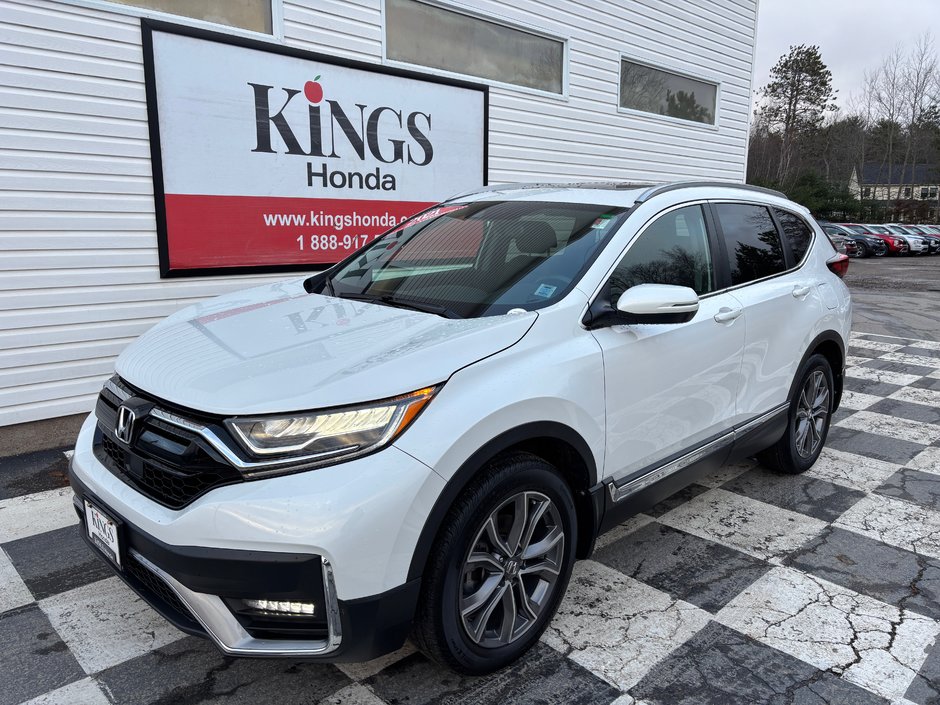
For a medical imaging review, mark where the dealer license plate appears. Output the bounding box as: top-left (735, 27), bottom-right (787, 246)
top-left (84, 500), bottom-right (121, 568)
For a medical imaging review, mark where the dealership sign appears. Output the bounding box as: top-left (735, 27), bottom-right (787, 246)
top-left (142, 21), bottom-right (488, 277)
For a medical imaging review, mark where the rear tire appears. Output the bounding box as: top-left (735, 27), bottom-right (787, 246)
top-left (757, 354), bottom-right (834, 474)
top-left (412, 453), bottom-right (577, 674)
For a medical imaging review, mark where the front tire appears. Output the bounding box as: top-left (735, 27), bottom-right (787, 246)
top-left (757, 354), bottom-right (834, 474)
top-left (854, 242), bottom-right (868, 258)
top-left (412, 453), bottom-right (577, 674)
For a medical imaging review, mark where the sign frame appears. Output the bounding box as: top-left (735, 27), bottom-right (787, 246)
top-left (140, 19), bottom-right (489, 279)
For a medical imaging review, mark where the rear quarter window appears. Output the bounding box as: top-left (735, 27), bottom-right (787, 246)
top-left (773, 209), bottom-right (814, 264)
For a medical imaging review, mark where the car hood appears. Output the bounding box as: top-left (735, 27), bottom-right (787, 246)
top-left (115, 278), bottom-right (537, 416)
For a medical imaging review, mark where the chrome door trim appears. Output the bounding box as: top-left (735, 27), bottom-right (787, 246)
top-left (607, 403), bottom-right (789, 503)
top-left (607, 432), bottom-right (733, 503)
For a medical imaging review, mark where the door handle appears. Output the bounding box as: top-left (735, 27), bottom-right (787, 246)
top-left (792, 285), bottom-right (812, 299)
top-left (714, 307), bottom-right (742, 323)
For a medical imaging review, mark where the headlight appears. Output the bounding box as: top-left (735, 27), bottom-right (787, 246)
top-left (226, 386), bottom-right (437, 461)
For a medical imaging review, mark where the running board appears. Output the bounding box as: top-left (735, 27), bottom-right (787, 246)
top-left (607, 404), bottom-right (789, 503)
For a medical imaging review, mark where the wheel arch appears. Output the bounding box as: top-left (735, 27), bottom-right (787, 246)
top-left (789, 330), bottom-right (846, 411)
top-left (406, 422), bottom-right (601, 583)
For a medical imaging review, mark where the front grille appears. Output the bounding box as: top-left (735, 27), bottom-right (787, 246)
top-left (126, 553), bottom-right (198, 627)
top-left (94, 380), bottom-right (245, 509)
top-left (102, 434), bottom-right (127, 472)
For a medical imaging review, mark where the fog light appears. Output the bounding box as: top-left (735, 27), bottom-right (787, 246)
top-left (243, 599), bottom-right (316, 615)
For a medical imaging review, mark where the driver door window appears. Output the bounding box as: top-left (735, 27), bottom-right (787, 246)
top-left (608, 205), bottom-right (716, 306)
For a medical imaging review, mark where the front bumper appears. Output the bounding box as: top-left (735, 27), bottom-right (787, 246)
top-left (70, 411), bottom-right (445, 660)
top-left (71, 465), bottom-right (423, 661)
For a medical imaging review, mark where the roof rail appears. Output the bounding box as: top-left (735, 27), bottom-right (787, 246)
top-left (634, 181), bottom-right (788, 203)
top-left (440, 180), bottom-right (788, 205)
top-left (441, 181), bottom-right (659, 203)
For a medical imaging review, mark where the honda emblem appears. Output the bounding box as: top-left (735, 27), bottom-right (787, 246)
top-left (115, 406), bottom-right (136, 445)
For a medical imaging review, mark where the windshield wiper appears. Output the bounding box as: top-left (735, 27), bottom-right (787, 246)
top-left (337, 292), bottom-right (461, 319)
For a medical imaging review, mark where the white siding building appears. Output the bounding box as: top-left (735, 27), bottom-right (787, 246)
top-left (0, 0), bottom-right (759, 428)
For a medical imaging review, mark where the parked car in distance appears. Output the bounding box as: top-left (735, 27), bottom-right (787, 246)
top-left (821, 223), bottom-right (886, 257)
top-left (883, 224), bottom-right (929, 254)
top-left (69, 181), bottom-right (852, 674)
top-left (862, 225), bottom-right (910, 255)
top-left (824, 229), bottom-right (859, 257)
top-left (902, 225), bottom-right (940, 254)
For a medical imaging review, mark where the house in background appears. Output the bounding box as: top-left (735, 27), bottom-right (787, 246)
top-left (849, 163), bottom-right (940, 220)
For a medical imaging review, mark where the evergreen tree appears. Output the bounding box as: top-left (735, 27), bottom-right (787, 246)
top-left (758, 45), bottom-right (837, 184)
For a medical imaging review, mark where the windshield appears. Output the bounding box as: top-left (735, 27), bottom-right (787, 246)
top-left (845, 224), bottom-right (867, 234)
top-left (312, 201), bottom-right (627, 318)
top-left (867, 225), bottom-right (890, 234)
top-left (887, 226), bottom-right (909, 235)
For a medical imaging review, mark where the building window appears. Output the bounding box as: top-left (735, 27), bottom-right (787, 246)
top-left (930, 186), bottom-right (938, 199)
top-left (904, 186), bottom-right (912, 198)
top-left (620, 59), bottom-right (717, 125)
top-left (921, 187), bottom-right (930, 199)
top-left (108, 1), bottom-right (272, 33)
top-left (385, 0), bottom-right (564, 94)
top-left (862, 187), bottom-right (871, 198)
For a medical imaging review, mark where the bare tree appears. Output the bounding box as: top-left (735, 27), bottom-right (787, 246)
top-left (900, 33), bottom-right (937, 197)
top-left (847, 69), bottom-right (879, 182)
top-left (873, 45), bottom-right (905, 199)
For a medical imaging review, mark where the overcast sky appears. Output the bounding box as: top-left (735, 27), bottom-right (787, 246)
top-left (753, 0), bottom-right (940, 111)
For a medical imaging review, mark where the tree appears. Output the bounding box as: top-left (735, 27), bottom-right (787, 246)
top-left (746, 35), bottom-right (940, 222)
top-left (872, 46), bottom-right (905, 199)
top-left (665, 90), bottom-right (713, 124)
top-left (757, 45), bottom-right (837, 184)
top-left (901, 34), bottom-right (938, 197)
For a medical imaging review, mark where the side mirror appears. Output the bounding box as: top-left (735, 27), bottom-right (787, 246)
top-left (614, 284), bottom-right (700, 324)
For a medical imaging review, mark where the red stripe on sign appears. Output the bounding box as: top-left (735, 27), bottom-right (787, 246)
top-left (164, 195), bottom-right (435, 270)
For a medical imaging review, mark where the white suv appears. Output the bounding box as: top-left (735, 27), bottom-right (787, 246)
top-left (70, 182), bottom-right (852, 673)
top-left (884, 224), bottom-right (928, 254)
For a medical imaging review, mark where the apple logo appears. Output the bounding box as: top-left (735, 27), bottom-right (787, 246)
top-left (304, 75), bottom-right (323, 103)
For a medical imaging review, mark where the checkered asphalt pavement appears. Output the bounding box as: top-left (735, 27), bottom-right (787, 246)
top-left (2, 330), bottom-right (940, 705)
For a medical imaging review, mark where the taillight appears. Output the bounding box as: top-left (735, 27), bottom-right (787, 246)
top-left (827, 253), bottom-right (850, 278)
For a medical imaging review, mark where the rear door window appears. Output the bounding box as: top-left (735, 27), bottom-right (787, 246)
top-left (714, 203), bottom-right (786, 286)
top-left (773, 209), bottom-right (814, 265)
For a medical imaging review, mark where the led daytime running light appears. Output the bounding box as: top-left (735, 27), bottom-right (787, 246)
top-left (243, 599), bottom-right (316, 615)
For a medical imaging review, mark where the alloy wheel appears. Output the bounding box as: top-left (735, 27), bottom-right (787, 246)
top-left (794, 370), bottom-right (829, 458)
top-left (459, 491), bottom-right (565, 648)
